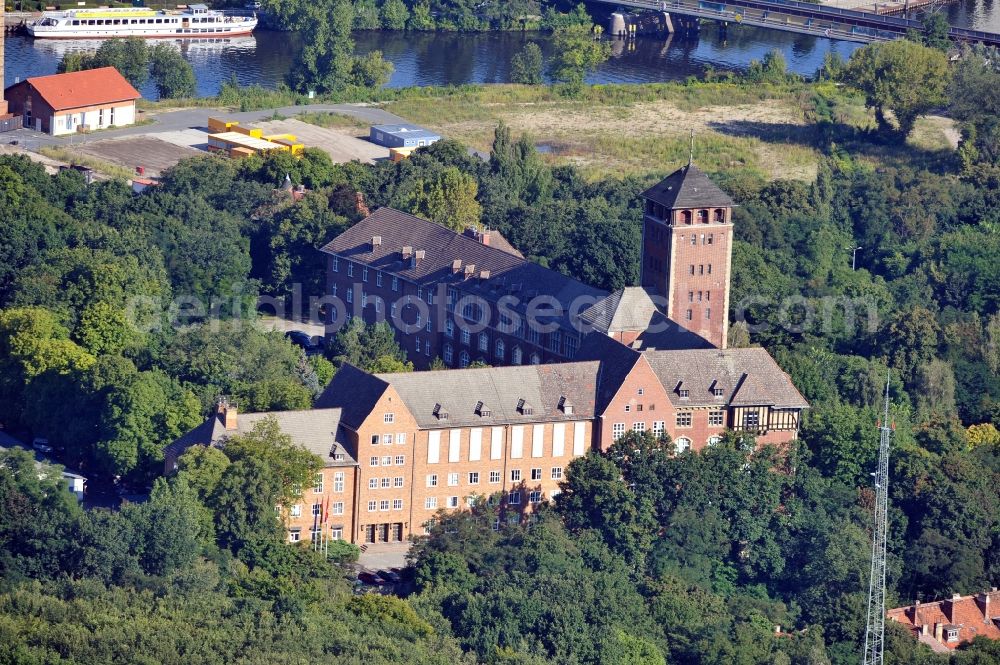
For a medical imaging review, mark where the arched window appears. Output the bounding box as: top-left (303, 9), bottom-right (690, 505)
top-left (697, 209), bottom-right (708, 223)
top-left (443, 344), bottom-right (453, 365)
top-left (681, 210), bottom-right (692, 225)
top-left (495, 338), bottom-right (505, 359)
top-left (713, 208), bottom-right (725, 223)
top-left (675, 437), bottom-right (692, 454)
top-left (530, 353), bottom-right (541, 365)
top-left (478, 332), bottom-right (489, 351)
top-left (707, 435), bottom-right (722, 447)
top-left (459, 350), bottom-right (470, 368)
top-left (512, 346), bottom-right (522, 365)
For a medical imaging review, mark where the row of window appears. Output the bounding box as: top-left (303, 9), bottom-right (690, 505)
top-left (443, 344), bottom-right (540, 367)
top-left (370, 430), bottom-right (406, 443)
top-left (289, 525), bottom-right (344, 542)
top-left (426, 423), bottom-right (588, 464)
top-left (426, 467), bottom-right (563, 487)
top-left (369, 455), bottom-right (406, 467)
top-left (423, 489), bottom-right (545, 510)
top-left (689, 264), bottom-right (713, 275)
top-left (684, 233), bottom-right (716, 246)
top-left (311, 472), bottom-right (345, 493)
top-left (367, 499), bottom-right (404, 512)
top-left (334, 257), bottom-right (437, 302)
top-left (444, 318), bottom-right (580, 359)
top-left (368, 477), bottom-right (405, 489)
top-left (290, 501), bottom-right (345, 517)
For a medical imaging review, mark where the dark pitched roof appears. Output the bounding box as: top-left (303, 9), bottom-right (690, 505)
top-left (641, 164), bottom-right (735, 210)
top-left (315, 363), bottom-right (389, 430)
top-left (577, 287), bottom-right (662, 333)
top-left (574, 333), bottom-right (643, 415)
top-left (164, 408), bottom-right (355, 469)
top-left (318, 207), bottom-right (606, 333)
top-left (643, 347), bottom-right (808, 408)
top-left (363, 362), bottom-right (600, 429)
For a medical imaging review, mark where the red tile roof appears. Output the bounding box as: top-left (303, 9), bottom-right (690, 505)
top-left (888, 590), bottom-right (1000, 649)
top-left (23, 67), bottom-right (140, 112)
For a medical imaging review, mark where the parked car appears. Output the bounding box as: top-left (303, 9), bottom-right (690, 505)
top-left (32, 438), bottom-right (53, 454)
top-left (284, 330), bottom-right (317, 351)
top-left (357, 572), bottom-right (384, 586)
top-left (380, 570), bottom-right (402, 584)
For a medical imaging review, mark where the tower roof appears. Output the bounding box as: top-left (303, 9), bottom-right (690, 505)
top-left (641, 163), bottom-right (735, 210)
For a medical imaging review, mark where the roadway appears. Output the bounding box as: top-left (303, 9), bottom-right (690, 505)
top-left (597, 0), bottom-right (1000, 45)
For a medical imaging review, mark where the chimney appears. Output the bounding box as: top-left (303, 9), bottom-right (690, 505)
top-left (944, 594), bottom-right (962, 624)
top-left (934, 622), bottom-right (943, 643)
top-left (921, 623), bottom-right (929, 636)
top-left (463, 264), bottom-right (476, 278)
top-left (465, 227), bottom-right (491, 246)
top-left (415, 250), bottom-right (425, 262)
top-left (452, 259), bottom-right (463, 274)
top-left (976, 591), bottom-right (991, 621)
top-left (479, 269), bottom-right (491, 280)
top-left (402, 246), bottom-right (413, 260)
top-left (371, 235), bottom-right (382, 250)
top-left (217, 398), bottom-right (238, 430)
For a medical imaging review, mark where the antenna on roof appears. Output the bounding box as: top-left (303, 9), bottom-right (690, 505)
top-left (688, 130), bottom-right (695, 167)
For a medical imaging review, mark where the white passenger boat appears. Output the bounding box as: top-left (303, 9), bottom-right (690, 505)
top-left (27, 4), bottom-right (257, 40)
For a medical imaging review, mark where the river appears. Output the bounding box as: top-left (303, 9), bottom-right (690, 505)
top-left (4, 0), bottom-right (998, 100)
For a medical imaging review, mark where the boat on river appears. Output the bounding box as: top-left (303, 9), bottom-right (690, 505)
top-left (27, 4), bottom-right (257, 40)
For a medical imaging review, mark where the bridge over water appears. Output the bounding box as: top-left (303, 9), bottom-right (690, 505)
top-left (593, 0), bottom-right (1000, 45)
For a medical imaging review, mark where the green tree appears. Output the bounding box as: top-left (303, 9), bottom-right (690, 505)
top-left (408, 166), bottom-right (483, 231)
top-left (148, 43), bottom-right (196, 100)
top-left (746, 49), bottom-right (790, 84)
top-left (329, 318), bottom-right (412, 373)
top-left (380, 0), bottom-right (409, 30)
top-left (70, 37), bottom-right (151, 88)
top-left (176, 444), bottom-right (231, 501)
top-left (842, 39), bottom-right (950, 139)
top-left (210, 457), bottom-right (284, 552)
top-left (548, 24), bottom-right (611, 93)
top-left (221, 417), bottom-right (323, 507)
top-left (510, 42), bottom-right (544, 84)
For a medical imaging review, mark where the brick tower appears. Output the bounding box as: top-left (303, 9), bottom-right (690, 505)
top-left (0, 3), bottom-right (6, 116)
top-left (639, 162), bottom-right (735, 349)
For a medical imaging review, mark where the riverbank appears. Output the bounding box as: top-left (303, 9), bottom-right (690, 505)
top-left (138, 80), bottom-right (957, 182)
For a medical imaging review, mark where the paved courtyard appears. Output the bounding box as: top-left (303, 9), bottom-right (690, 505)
top-left (253, 118), bottom-right (390, 164)
top-left (358, 542), bottom-right (412, 572)
top-left (75, 136), bottom-right (200, 177)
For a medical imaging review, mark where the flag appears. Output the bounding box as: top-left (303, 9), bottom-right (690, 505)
top-left (322, 495), bottom-right (330, 524)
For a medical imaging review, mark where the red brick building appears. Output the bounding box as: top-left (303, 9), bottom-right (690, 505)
top-left (888, 590), bottom-right (1000, 653)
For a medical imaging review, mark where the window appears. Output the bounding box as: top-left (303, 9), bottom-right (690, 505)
top-left (288, 529), bottom-right (301, 542)
top-left (707, 435), bottom-right (722, 447)
top-left (382, 456), bottom-right (392, 466)
top-left (495, 338), bottom-right (505, 359)
top-left (679, 389), bottom-right (689, 398)
top-left (382, 434), bottom-right (393, 445)
top-left (290, 504), bottom-right (302, 517)
top-left (427, 474), bottom-right (438, 487)
top-left (460, 351), bottom-right (470, 368)
top-left (392, 275), bottom-right (399, 291)
top-left (706, 308), bottom-right (711, 320)
top-left (946, 629), bottom-right (959, 643)
top-left (376, 271), bottom-right (383, 287)
top-left (512, 346), bottom-right (522, 365)
top-left (330, 527), bottom-right (343, 540)
top-left (478, 332), bottom-right (488, 351)
top-left (531, 468), bottom-right (542, 481)
top-left (384, 413), bottom-right (395, 424)
top-left (675, 437), bottom-right (692, 453)
top-left (677, 412), bottom-right (692, 428)
top-left (508, 491), bottom-right (521, 505)
top-left (332, 501), bottom-right (344, 515)
top-left (743, 412), bottom-right (760, 429)
top-left (510, 469), bottom-right (521, 482)
top-left (489, 470), bottom-right (501, 484)
top-left (708, 233), bottom-right (715, 244)
top-left (368, 500), bottom-right (377, 512)
top-left (445, 319), bottom-right (454, 337)
top-left (346, 289), bottom-right (353, 304)
top-left (347, 262), bottom-right (354, 277)
top-left (395, 455), bottom-right (405, 465)
top-left (652, 421), bottom-right (665, 436)
top-left (312, 474), bottom-right (323, 493)
top-left (334, 472), bottom-right (344, 492)
top-left (447, 496), bottom-right (459, 508)
top-left (381, 478), bottom-right (391, 489)
top-left (362, 266), bottom-right (368, 282)
top-left (625, 404), bottom-right (631, 413)
top-left (461, 329), bottom-right (471, 345)
top-left (393, 499), bottom-right (403, 510)
top-left (469, 472), bottom-right (479, 484)
top-left (686, 309), bottom-right (693, 321)
top-left (370, 456), bottom-right (379, 466)
top-left (443, 344), bottom-right (453, 364)
top-left (613, 422), bottom-right (626, 440)
top-left (448, 472), bottom-right (459, 486)
top-left (394, 477), bottom-right (404, 488)
top-left (690, 265), bottom-right (695, 275)
top-left (529, 490), bottom-right (542, 504)
top-left (390, 302), bottom-right (397, 318)
top-left (631, 421), bottom-right (645, 434)
top-left (369, 478), bottom-right (378, 489)
top-left (551, 467), bottom-right (563, 480)
top-left (709, 410), bottom-right (725, 426)
top-left (713, 387), bottom-right (724, 397)
top-left (425, 497), bottom-right (438, 509)
top-left (378, 500), bottom-right (389, 511)
top-left (396, 433), bottom-right (407, 445)
top-left (708, 264), bottom-right (712, 274)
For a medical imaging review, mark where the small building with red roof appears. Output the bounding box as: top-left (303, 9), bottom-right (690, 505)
top-left (888, 589), bottom-right (1000, 653)
top-left (3, 67), bottom-right (141, 136)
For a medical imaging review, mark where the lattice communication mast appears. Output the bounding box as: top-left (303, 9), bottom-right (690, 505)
top-left (862, 374), bottom-right (893, 665)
